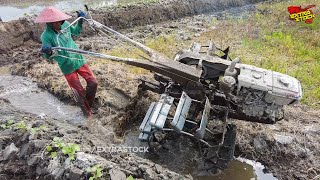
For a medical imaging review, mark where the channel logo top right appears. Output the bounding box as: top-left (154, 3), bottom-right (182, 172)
top-left (288, 4), bottom-right (316, 24)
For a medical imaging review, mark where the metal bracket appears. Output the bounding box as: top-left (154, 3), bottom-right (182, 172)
top-left (171, 92), bottom-right (192, 133)
top-left (149, 94), bottom-right (174, 130)
top-left (195, 97), bottom-right (211, 139)
top-left (139, 102), bottom-right (157, 141)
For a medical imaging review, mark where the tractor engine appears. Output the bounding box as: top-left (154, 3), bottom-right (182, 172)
top-left (221, 63), bottom-right (303, 123)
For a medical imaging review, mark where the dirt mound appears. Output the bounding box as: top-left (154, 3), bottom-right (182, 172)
top-left (0, 19), bottom-right (44, 51)
top-left (89, 0), bottom-right (266, 30)
top-left (0, 19), bottom-right (42, 66)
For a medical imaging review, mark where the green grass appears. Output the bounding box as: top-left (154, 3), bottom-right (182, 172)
top-left (99, 46), bottom-right (149, 75)
top-left (105, 34), bottom-right (178, 59)
top-left (198, 0), bottom-right (320, 107)
top-left (145, 34), bottom-right (179, 58)
top-left (102, 34), bottom-right (180, 74)
top-left (244, 0), bottom-right (319, 106)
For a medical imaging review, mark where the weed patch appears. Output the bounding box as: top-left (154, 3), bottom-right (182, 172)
top-left (198, 0), bottom-right (320, 107)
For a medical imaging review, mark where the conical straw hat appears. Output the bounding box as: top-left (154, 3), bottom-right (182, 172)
top-left (35, 6), bottom-right (71, 23)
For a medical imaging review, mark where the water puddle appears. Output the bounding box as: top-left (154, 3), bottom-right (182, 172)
top-left (201, 157), bottom-right (276, 180)
top-left (0, 0), bottom-right (146, 22)
top-left (124, 131), bottom-right (277, 180)
top-left (0, 74), bottom-right (84, 124)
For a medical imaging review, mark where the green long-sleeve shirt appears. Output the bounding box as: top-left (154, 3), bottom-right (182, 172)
top-left (41, 21), bottom-right (86, 75)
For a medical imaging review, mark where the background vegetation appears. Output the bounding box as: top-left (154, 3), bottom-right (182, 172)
top-left (106, 0), bottom-right (319, 107)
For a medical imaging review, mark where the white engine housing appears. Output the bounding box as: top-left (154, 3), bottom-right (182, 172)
top-left (237, 64), bottom-right (302, 105)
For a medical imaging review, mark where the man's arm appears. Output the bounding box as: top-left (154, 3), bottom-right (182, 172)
top-left (69, 22), bottom-right (83, 36)
top-left (69, 10), bottom-right (86, 36)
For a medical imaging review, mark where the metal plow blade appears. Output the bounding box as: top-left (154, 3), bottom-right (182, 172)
top-left (138, 92), bottom-right (212, 146)
top-left (138, 91), bottom-right (236, 173)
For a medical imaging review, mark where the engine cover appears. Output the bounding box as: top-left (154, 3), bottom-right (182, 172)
top-left (237, 64), bottom-right (302, 105)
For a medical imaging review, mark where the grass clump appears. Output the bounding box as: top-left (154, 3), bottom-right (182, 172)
top-left (46, 137), bottom-right (80, 160)
top-left (145, 35), bottom-right (178, 58)
top-left (0, 119), bottom-right (14, 129)
top-left (102, 34), bottom-right (179, 75)
top-left (86, 164), bottom-right (103, 180)
top-left (1, 119), bottom-right (47, 136)
top-left (103, 45), bottom-right (150, 75)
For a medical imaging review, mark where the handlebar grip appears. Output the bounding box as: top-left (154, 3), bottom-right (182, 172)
top-left (84, 4), bottom-right (89, 11)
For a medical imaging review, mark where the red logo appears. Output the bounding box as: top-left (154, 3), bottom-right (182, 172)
top-left (288, 5), bottom-right (316, 24)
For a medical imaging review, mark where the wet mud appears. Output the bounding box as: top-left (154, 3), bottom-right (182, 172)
top-left (0, 0), bottom-right (319, 179)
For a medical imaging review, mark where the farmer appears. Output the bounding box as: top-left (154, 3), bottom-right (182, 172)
top-left (35, 7), bottom-right (98, 118)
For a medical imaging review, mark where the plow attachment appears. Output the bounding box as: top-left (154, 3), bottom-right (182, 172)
top-left (139, 92), bottom-right (211, 144)
top-left (49, 5), bottom-right (302, 173)
top-left (138, 91), bottom-right (236, 173)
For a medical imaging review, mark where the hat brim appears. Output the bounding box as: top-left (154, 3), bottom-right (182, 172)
top-left (35, 7), bottom-right (72, 23)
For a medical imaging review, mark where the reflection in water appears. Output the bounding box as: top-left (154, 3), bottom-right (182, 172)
top-left (201, 158), bottom-right (277, 180)
top-left (235, 157), bottom-right (276, 180)
top-left (0, 0), bottom-right (144, 22)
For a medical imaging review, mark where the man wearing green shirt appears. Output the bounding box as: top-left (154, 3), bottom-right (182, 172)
top-left (35, 7), bottom-right (98, 118)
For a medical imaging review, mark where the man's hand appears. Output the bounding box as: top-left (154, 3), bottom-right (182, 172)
top-left (76, 10), bottom-right (86, 24)
top-left (77, 10), bottom-right (86, 18)
top-left (41, 45), bottom-right (52, 55)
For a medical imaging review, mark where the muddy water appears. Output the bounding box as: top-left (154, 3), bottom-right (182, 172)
top-left (124, 131), bottom-right (277, 180)
top-left (0, 73), bottom-right (85, 124)
top-left (0, 0), bottom-right (145, 22)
